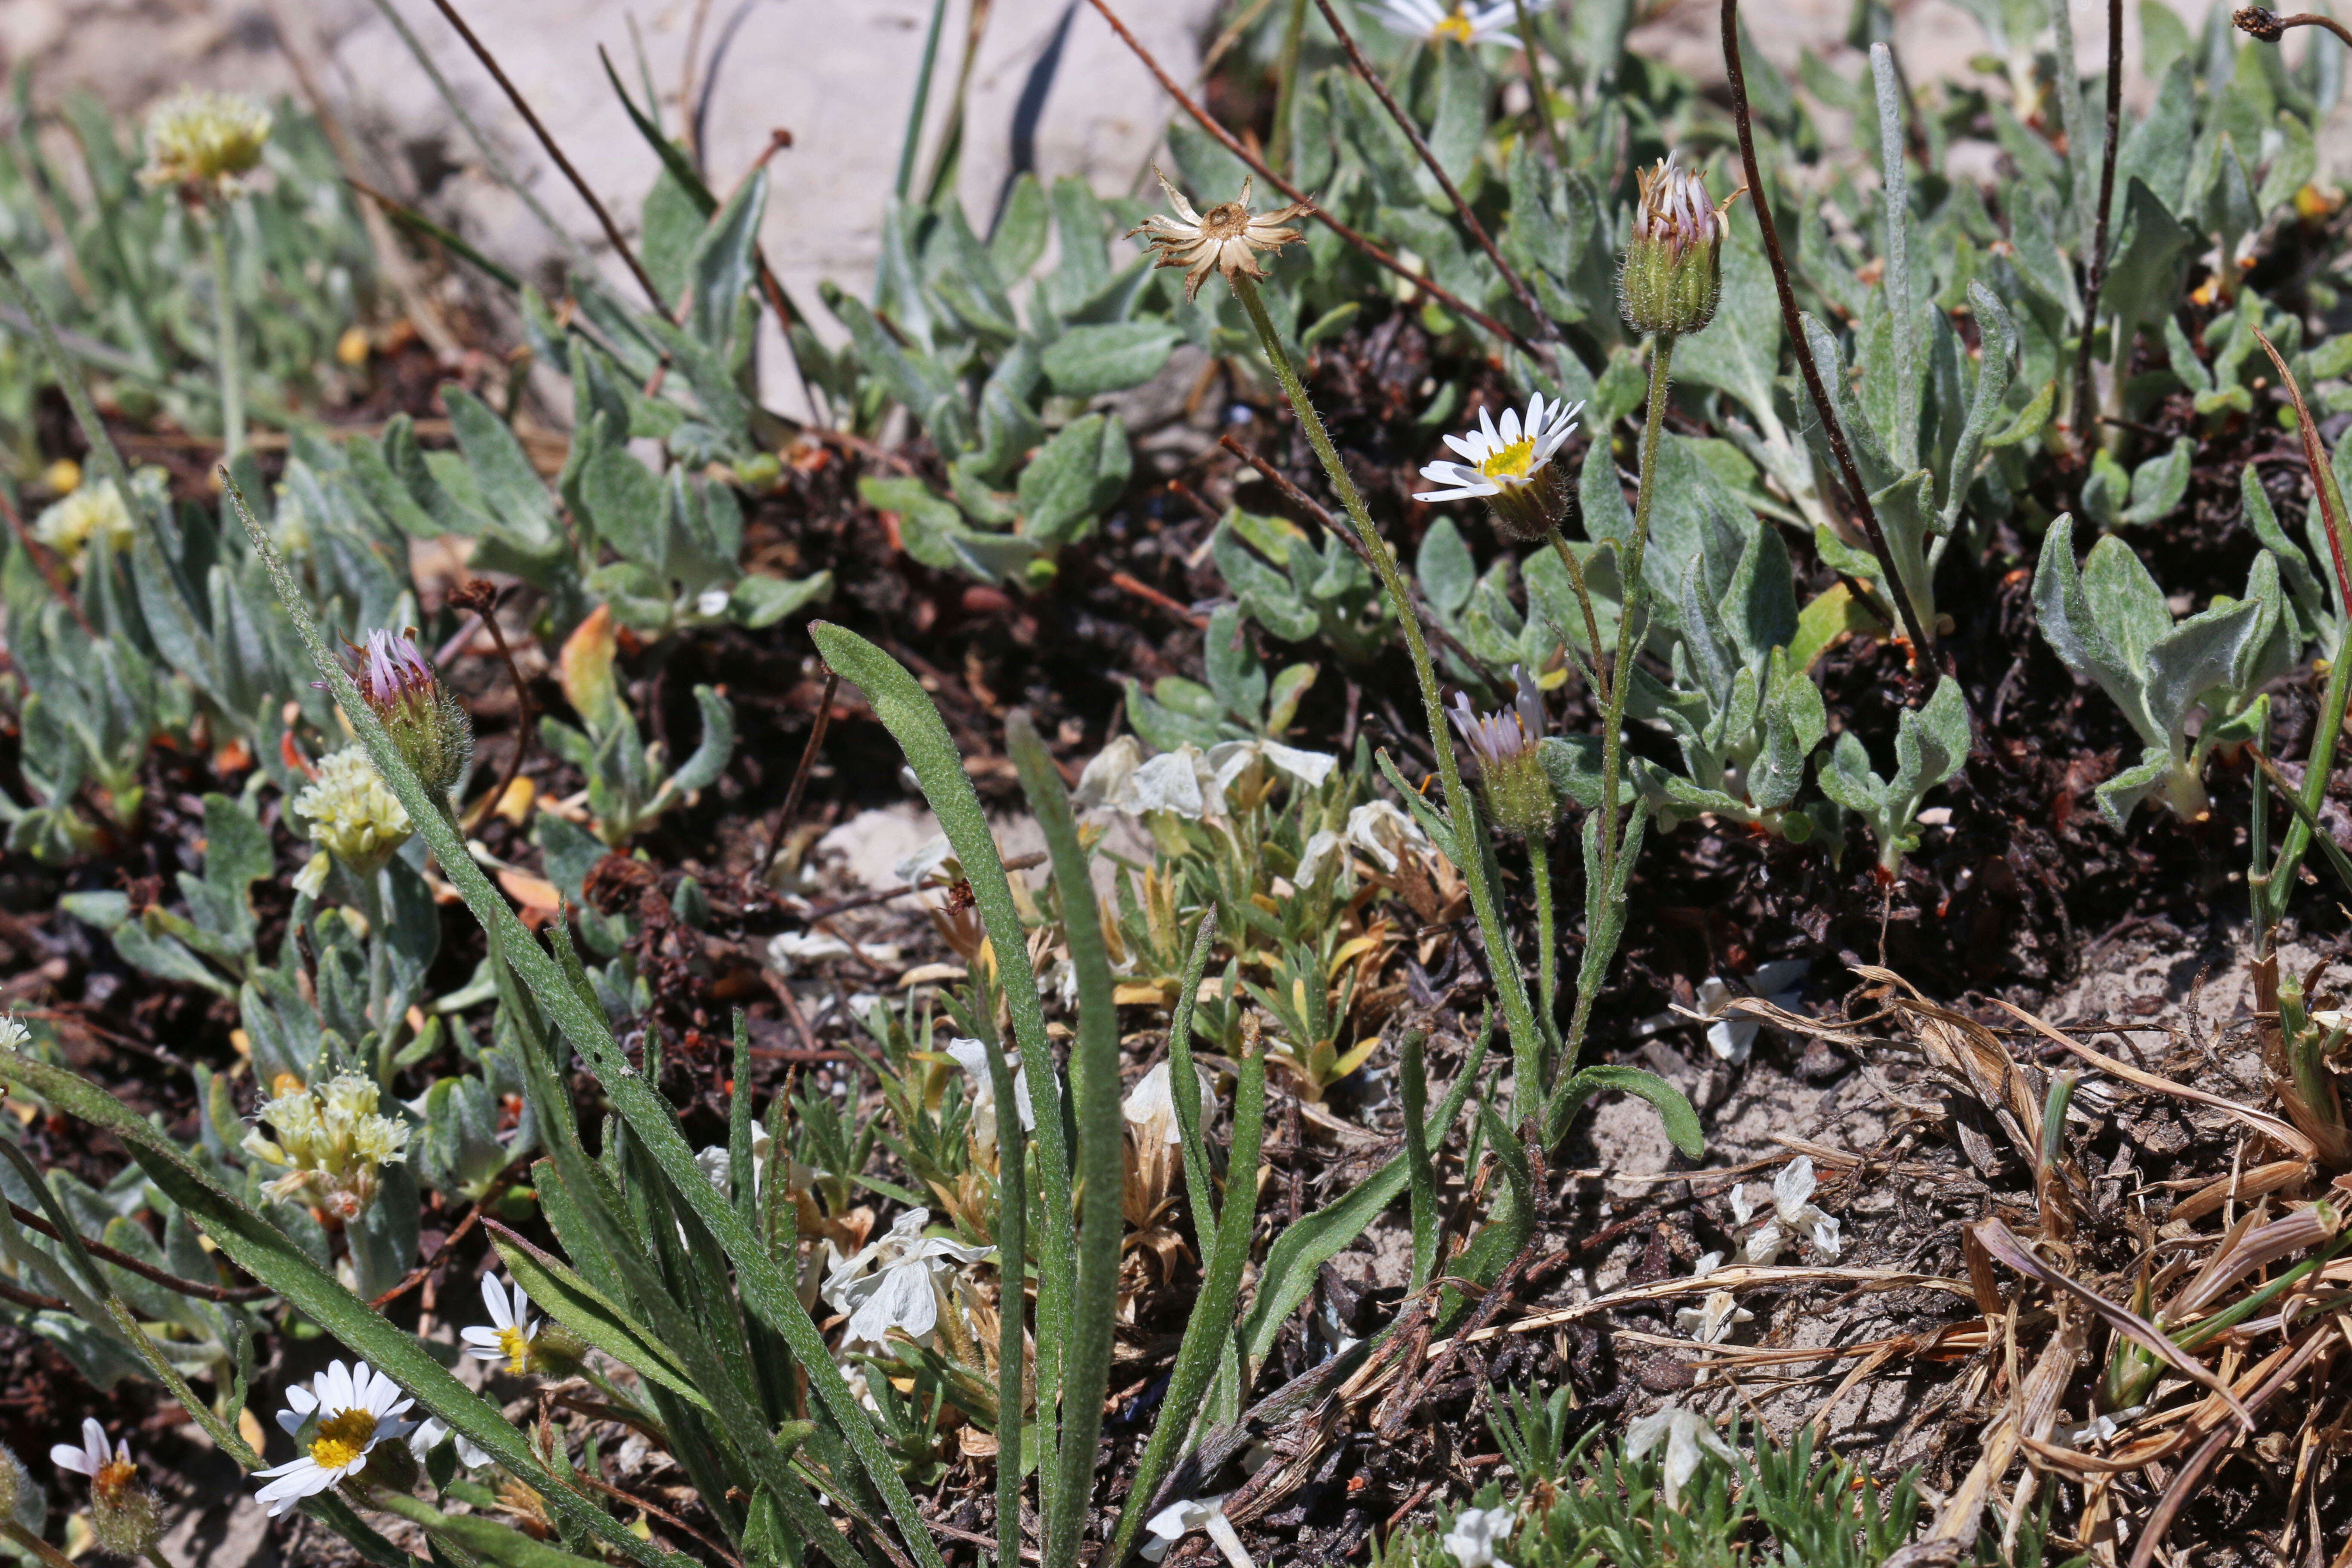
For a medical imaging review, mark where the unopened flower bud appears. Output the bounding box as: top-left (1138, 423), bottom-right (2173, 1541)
top-left (1446, 666), bottom-right (1559, 839)
top-left (359, 1435), bottom-right (420, 1493)
top-left (529, 1324), bottom-right (589, 1378)
top-left (1619, 155), bottom-right (1743, 339)
top-left (346, 630), bottom-right (474, 797)
top-left (0, 1443), bottom-right (31, 1525)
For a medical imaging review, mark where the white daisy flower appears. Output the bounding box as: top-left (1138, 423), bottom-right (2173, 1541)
top-left (49, 1418), bottom-right (130, 1485)
top-left (1729, 1155), bottom-right (1841, 1264)
top-left (252, 1360), bottom-right (416, 1516)
top-left (406, 1417), bottom-right (490, 1471)
top-left (1142, 1495), bottom-right (1256, 1568)
top-left (1375, 0), bottom-right (1520, 45)
top-left (1442, 1504), bottom-right (1516, 1568)
top-left (821, 1207), bottom-right (994, 1346)
top-left (1624, 1403), bottom-right (1738, 1510)
top-left (459, 1274), bottom-right (540, 1375)
top-left (1414, 394), bottom-right (1581, 505)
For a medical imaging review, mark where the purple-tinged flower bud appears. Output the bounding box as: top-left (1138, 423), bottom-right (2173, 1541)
top-left (340, 629), bottom-right (473, 797)
top-left (1446, 666), bottom-right (1558, 839)
top-left (1619, 155), bottom-right (1744, 339)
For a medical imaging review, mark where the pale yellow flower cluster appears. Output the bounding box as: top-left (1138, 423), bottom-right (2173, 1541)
top-left (292, 747), bottom-right (412, 893)
top-left (32, 483), bottom-right (135, 569)
top-left (242, 1071), bottom-right (410, 1220)
top-left (139, 89), bottom-right (272, 196)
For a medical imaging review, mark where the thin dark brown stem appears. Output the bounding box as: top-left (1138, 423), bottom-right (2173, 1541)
top-left (1720, 0), bottom-right (1939, 673)
top-left (426, 0), bottom-right (669, 313)
top-left (456, 582), bottom-right (535, 831)
top-left (1083, 0), bottom-right (1542, 356)
top-left (6, 1202), bottom-right (273, 1302)
top-left (1216, 432), bottom-right (1492, 683)
top-left (1510, 0), bottom-right (1563, 170)
top-left (762, 669), bottom-right (839, 875)
top-left (2236, 8), bottom-right (2352, 49)
top-left (0, 1277), bottom-right (67, 1311)
top-left (1311, 0), bottom-right (1554, 346)
top-left (2071, 0), bottom-right (2125, 459)
top-left (570, 1471), bottom-right (744, 1568)
top-left (0, 486), bottom-right (99, 642)
top-left (368, 1154), bottom-right (533, 1310)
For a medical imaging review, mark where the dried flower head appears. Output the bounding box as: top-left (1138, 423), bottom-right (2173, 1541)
top-left (820, 1207), bottom-right (994, 1346)
top-left (0, 1015), bottom-right (26, 1054)
top-left (1728, 1155), bottom-right (1840, 1263)
top-left (1446, 666), bottom-right (1558, 838)
top-left (1620, 154), bottom-right (1745, 338)
top-left (254, 1360), bottom-right (415, 1516)
top-left (293, 747), bottom-right (414, 887)
top-left (1129, 169), bottom-right (1312, 301)
top-left (1376, 0), bottom-right (1518, 44)
top-left (140, 89), bottom-right (272, 198)
top-left (1415, 393), bottom-right (1582, 542)
top-left (32, 482), bottom-right (136, 571)
top-left (242, 1070), bottom-right (412, 1221)
top-left (1624, 1403), bottom-right (1737, 1510)
top-left (334, 630), bottom-right (474, 796)
top-left (52, 1418), bottom-right (159, 1556)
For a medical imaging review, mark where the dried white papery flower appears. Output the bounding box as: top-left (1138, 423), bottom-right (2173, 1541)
top-left (140, 88), bottom-right (273, 197)
top-left (1123, 1060), bottom-right (1218, 1146)
top-left (821, 1207), bottom-right (993, 1346)
top-left (1127, 169), bottom-right (1311, 302)
top-left (1623, 1404), bottom-right (1738, 1511)
top-left (1142, 1496), bottom-right (1256, 1568)
top-left (1442, 1504), bottom-right (1517, 1568)
top-left (1112, 746), bottom-right (1213, 819)
top-left (1729, 1156), bottom-right (1841, 1264)
top-left (293, 747), bottom-right (413, 883)
top-left (945, 1038), bottom-right (1035, 1148)
top-left (1204, 738), bottom-right (1339, 797)
top-left (242, 1070), bottom-right (411, 1221)
top-left (1675, 1289), bottom-right (1753, 1347)
top-left (1693, 959), bottom-right (1809, 1064)
top-left (0, 1016), bottom-right (27, 1054)
top-left (1345, 800), bottom-right (1431, 873)
top-left (1074, 736), bottom-right (1145, 811)
top-left (253, 1360), bottom-right (415, 1516)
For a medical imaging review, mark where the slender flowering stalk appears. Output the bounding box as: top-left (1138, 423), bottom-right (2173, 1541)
top-left (140, 89), bottom-right (273, 461)
top-left (1212, 257), bottom-right (1547, 1124)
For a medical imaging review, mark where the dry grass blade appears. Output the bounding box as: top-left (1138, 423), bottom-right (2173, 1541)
top-left (1923, 1306), bottom-right (2088, 1551)
top-left (1973, 1217), bottom-right (2254, 1427)
top-left (1425, 1262), bottom-right (1978, 1354)
top-left (1989, 997), bottom-right (2318, 1159)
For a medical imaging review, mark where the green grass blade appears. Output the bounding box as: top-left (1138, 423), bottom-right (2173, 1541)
top-left (1106, 1026), bottom-right (1267, 1567)
top-left (0, 1058), bottom-right (687, 1568)
top-left (226, 488), bottom-right (946, 1568)
top-left (1166, 910), bottom-right (1222, 1265)
top-left (1007, 709), bottom-right (1126, 1568)
top-left (1400, 1031), bottom-right (1438, 1295)
top-left (1240, 1009), bottom-right (1494, 1366)
top-left (810, 621), bottom-right (1074, 1504)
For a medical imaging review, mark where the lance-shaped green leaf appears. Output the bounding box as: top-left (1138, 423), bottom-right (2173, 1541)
top-left (224, 484), bottom-right (949, 1568)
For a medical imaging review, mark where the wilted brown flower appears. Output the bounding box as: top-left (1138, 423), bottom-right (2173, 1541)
top-left (1127, 168), bottom-right (1312, 301)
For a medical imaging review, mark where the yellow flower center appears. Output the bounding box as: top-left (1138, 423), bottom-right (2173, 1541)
top-left (498, 1325), bottom-right (533, 1374)
top-left (93, 1458), bottom-right (138, 1504)
top-left (1432, 10), bottom-right (1475, 40)
top-left (308, 1409), bottom-right (379, 1472)
top-left (1479, 437), bottom-right (1538, 483)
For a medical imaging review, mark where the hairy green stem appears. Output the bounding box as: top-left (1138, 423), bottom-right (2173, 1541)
top-left (1563, 334), bottom-right (1674, 1067)
top-left (1543, 525), bottom-right (1608, 703)
top-left (1269, 0), bottom-right (1311, 171)
top-left (1530, 832), bottom-right (1557, 1032)
top-left (1228, 271), bottom-right (1544, 1122)
top-left (205, 208), bottom-right (245, 459)
top-left (4, 1522), bottom-right (79, 1568)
